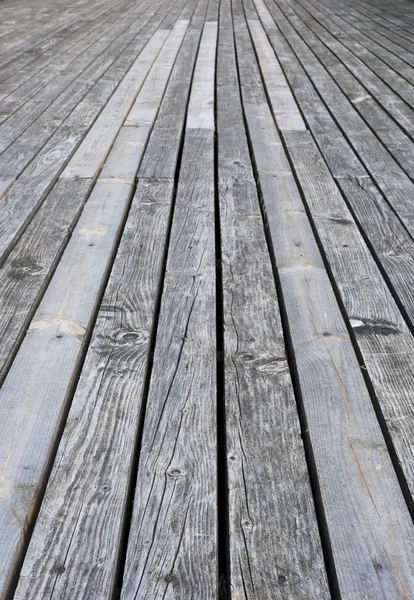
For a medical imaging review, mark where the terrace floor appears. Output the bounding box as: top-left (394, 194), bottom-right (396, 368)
top-left (0, 0), bottom-right (414, 597)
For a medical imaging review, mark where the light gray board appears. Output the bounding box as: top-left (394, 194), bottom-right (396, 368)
top-left (122, 130), bottom-right (217, 600)
top-left (243, 3), bottom-right (414, 598)
top-left (257, 0), bottom-right (414, 240)
top-left (299, 0), bottom-right (414, 90)
top-left (0, 0), bottom-right (138, 121)
top-left (138, 14), bottom-right (208, 177)
top-left (60, 25), bottom-right (174, 179)
top-left (218, 1), bottom-right (330, 598)
top-left (286, 0), bottom-right (414, 121)
top-left (284, 127), bottom-right (414, 525)
top-left (14, 5), bottom-right (210, 598)
top-left (0, 0), bottom-right (174, 266)
top-left (0, 179), bottom-right (133, 599)
top-left (14, 179), bottom-right (177, 600)
top-left (272, 0), bottom-right (414, 165)
top-left (248, 0), bottom-right (414, 340)
top-left (0, 179), bottom-right (94, 384)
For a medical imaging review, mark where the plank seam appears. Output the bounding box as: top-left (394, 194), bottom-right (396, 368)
top-left (112, 5), bottom-right (209, 595)
top-left (235, 1), bottom-right (341, 596)
top-left (259, 0), bottom-right (414, 244)
top-left (214, 3), bottom-right (230, 597)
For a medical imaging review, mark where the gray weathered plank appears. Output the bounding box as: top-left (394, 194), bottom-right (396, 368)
top-left (0, 178), bottom-right (133, 598)
top-left (0, 178), bottom-right (94, 384)
top-left (242, 3), bottom-right (414, 597)
top-left (121, 19), bottom-right (217, 599)
top-left (60, 21), bottom-right (188, 179)
top-left (0, 0), bottom-right (174, 266)
top-left (217, 2), bottom-right (330, 598)
top-left (283, 127), bottom-right (414, 526)
top-left (13, 7), bottom-right (211, 599)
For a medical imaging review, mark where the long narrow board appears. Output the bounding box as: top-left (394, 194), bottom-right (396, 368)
top-left (0, 178), bottom-right (94, 384)
top-left (247, 19), bottom-right (306, 131)
top-left (282, 129), bottom-right (414, 504)
top-left (254, 0), bottom-right (414, 235)
top-left (218, 2), bottom-right (330, 598)
top-left (247, 0), bottom-right (414, 334)
top-left (13, 9), bottom-right (208, 599)
top-left (286, 0), bottom-right (414, 123)
top-left (121, 20), bottom-right (218, 599)
top-left (0, 0), bottom-right (172, 266)
top-left (242, 3), bottom-right (414, 597)
top-left (0, 0), bottom-right (134, 104)
top-left (298, 0), bottom-right (414, 94)
top-left (276, 0), bottom-right (414, 176)
top-left (0, 20), bottom-right (190, 599)
top-left (261, 0), bottom-right (414, 545)
top-left (0, 0), bottom-right (153, 158)
top-left (60, 19), bottom-right (190, 179)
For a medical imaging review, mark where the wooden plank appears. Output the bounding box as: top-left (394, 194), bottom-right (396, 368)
top-left (281, 0), bottom-right (414, 140)
top-left (217, 2), bottom-right (330, 598)
top-left (0, 0), bottom-right (133, 103)
top-left (283, 127), bottom-right (414, 531)
top-left (122, 22), bottom-right (217, 599)
top-left (138, 8), bottom-right (209, 178)
top-left (0, 0), bottom-right (155, 159)
top-left (13, 8), bottom-right (209, 599)
top-left (13, 179), bottom-right (175, 600)
top-left (248, 0), bottom-right (414, 358)
top-left (252, 0), bottom-right (414, 235)
top-left (99, 125), bottom-right (149, 182)
top-left (247, 20), bottom-right (305, 131)
top-left (240, 4), bottom-right (414, 598)
top-left (60, 20), bottom-right (189, 179)
top-left (0, 0), bottom-right (174, 266)
top-left (0, 179), bottom-right (94, 384)
top-left (0, 178), bottom-right (133, 598)
top-left (300, 0), bottom-right (414, 90)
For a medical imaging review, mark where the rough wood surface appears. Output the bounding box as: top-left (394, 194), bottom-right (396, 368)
top-left (0, 0), bottom-right (171, 265)
top-left (217, 2), bottom-right (330, 598)
top-left (0, 178), bottom-right (133, 597)
top-left (121, 18), bottom-right (217, 599)
top-left (3, 0), bottom-right (414, 597)
top-left (13, 177), bottom-right (176, 600)
top-left (283, 127), bottom-right (414, 522)
top-left (244, 2), bottom-right (414, 597)
top-left (13, 6), bottom-right (212, 600)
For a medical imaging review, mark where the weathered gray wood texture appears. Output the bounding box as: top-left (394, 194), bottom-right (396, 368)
top-left (11, 8), bottom-right (198, 600)
top-left (2, 0), bottom-right (414, 597)
top-left (217, 1), bottom-right (329, 598)
top-left (122, 18), bottom-right (218, 600)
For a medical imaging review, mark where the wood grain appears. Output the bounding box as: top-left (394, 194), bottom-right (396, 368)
top-left (122, 18), bottom-right (217, 599)
top-left (14, 6), bottom-right (211, 599)
top-left (218, 1), bottom-right (330, 598)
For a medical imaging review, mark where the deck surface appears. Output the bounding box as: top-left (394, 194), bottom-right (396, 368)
top-left (0, 0), bottom-right (414, 597)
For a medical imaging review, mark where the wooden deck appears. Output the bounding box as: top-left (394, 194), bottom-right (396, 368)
top-left (0, 0), bottom-right (414, 597)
